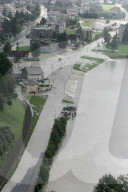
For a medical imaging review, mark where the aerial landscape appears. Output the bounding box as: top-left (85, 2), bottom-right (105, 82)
top-left (0, 0), bottom-right (128, 191)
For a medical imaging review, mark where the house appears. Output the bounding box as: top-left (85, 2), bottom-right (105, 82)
top-left (22, 79), bottom-right (39, 94)
top-left (21, 67), bottom-right (44, 82)
top-left (8, 50), bottom-right (29, 59)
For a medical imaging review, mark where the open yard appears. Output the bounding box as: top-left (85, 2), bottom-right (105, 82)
top-left (18, 46), bottom-right (30, 52)
top-left (82, 21), bottom-right (94, 27)
top-left (101, 4), bottom-right (117, 12)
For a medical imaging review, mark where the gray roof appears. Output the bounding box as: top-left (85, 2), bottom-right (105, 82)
top-left (23, 67), bottom-right (43, 75)
top-left (24, 79), bottom-right (38, 85)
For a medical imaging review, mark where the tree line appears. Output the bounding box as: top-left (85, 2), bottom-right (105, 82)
top-left (0, 127), bottom-right (14, 157)
top-left (79, 4), bottom-right (124, 19)
top-left (0, 52), bottom-right (16, 111)
top-left (94, 174), bottom-right (128, 192)
top-left (35, 117), bottom-right (69, 192)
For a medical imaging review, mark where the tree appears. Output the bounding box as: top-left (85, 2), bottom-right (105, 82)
top-left (111, 35), bottom-right (118, 51)
top-left (52, 31), bottom-right (57, 39)
top-left (8, 11), bottom-right (13, 20)
top-left (40, 17), bottom-right (47, 26)
top-left (3, 41), bottom-right (11, 53)
top-left (0, 96), bottom-right (4, 111)
top-left (103, 28), bottom-right (111, 44)
top-left (93, 174), bottom-right (118, 192)
top-left (122, 24), bottom-right (128, 44)
top-left (2, 7), bottom-right (6, 16)
top-left (0, 52), bottom-right (12, 76)
top-left (93, 174), bottom-right (128, 192)
top-left (30, 41), bottom-right (40, 57)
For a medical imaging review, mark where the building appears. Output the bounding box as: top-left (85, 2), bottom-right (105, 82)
top-left (83, 27), bottom-right (92, 41)
top-left (0, 3), bottom-right (15, 16)
top-left (8, 50), bottom-right (29, 59)
top-left (22, 79), bottom-right (39, 94)
top-left (118, 24), bottom-right (125, 43)
top-left (21, 67), bottom-right (44, 82)
top-left (30, 26), bottom-right (52, 40)
top-left (45, 20), bottom-right (66, 33)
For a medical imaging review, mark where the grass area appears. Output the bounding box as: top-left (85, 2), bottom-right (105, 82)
top-left (73, 56), bottom-right (104, 73)
top-left (94, 44), bottom-right (128, 59)
top-left (62, 99), bottom-right (74, 104)
top-left (118, 44), bottom-right (128, 54)
top-left (81, 56), bottom-right (104, 64)
top-left (18, 46), bottom-right (30, 52)
top-left (66, 29), bottom-right (72, 35)
top-left (27, 95), bottom-right (47, 130)
top-left (101, 4), bottom-right (117, 12)
top-left (82, 21), bottom-right (94, 27)
top-left (0, 98), bottom-right (25, 167)
top-left (105, 53), bottom-right (128, 59)
top-left (0, 98), bottom-right (25, 141)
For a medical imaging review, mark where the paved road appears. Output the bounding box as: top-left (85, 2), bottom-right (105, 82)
top-left (1, 66), bottom-right (72, 192)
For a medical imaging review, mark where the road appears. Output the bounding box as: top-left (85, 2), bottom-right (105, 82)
top-left (1, 66), bottom-right (73, 192)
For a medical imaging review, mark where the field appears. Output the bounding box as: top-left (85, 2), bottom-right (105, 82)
top-left (0, 98), bottom-right (25, 141)
top-left (82, 21), bottom-right (94, 27)
top-left (81, 56), bottom-right (104, 63)
top-left (66, 29), bottom-right (72, 35)
top-left (0, 98), bottom-right (25, 167)
top-left (101, 4), bottom-right (117, 12)
top-left (27, 95), bottom-right (47, 130)
top-left (118, 44), bottom-right (128, 54)
top-left (103, 44), bottom-right (128, 59)
top-left (18, 46), bottom-right (30, 52)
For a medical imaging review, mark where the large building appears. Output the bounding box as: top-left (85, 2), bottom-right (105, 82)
top-left (21, 67), bottom-right (44, 81)
top-left (118, 24), bottom-right (125, 43)
top-left (30, 26), bottom-right (52, 40)
top-left (45, 20), bottom-right (66, 33)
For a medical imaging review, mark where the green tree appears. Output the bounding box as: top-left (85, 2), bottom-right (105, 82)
top-left (0, 52), bottom-right (12, 76)
top-left (103, 28), bottom-right (111, 44)
top-left (40, 17), bottom-right (47, 26)
top-left (3, 41), bottom-right (11, 53)
top-left (2, 7), bottom-right (6, 16)
top-left (122, 24), bottom-right (128, 43)
top-left (0, 96), bottom-right (4, 111)
top-left (30, 41), bottom-right (40, 57)
top-left (111, 35), bottom-right (118, 51)
top-left (93, 174), bottom-right (118, 192)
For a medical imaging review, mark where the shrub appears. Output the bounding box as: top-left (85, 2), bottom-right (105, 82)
top-left (7, 100), bottom-right (12, 105)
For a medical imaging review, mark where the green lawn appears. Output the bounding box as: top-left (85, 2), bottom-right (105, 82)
top-left (81, 56), bottom-right (104, 64)
top-left (73, 56), bottom-right (104, 73)
top-left (105, 53), bottom-right (128, 59)
top-left (0, 98), bottom-right (25, 167)
top-left (101, 4), bottom-right (117, 12)
top-left (66, 29), bottom-right (72, 35)
top-left (18, 46), bottom-right (30, 52)
top-left (118, 44), bottom-right (128, 54)
top-left (27, 95), bottom-right (47, 130)
top-left (82, 21), bottom-right (94, 27)
top-left (0, 98), bottom-right (25, 141)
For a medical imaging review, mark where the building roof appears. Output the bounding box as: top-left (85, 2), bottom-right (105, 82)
top-left (24, 79), bottom-right (38, 85)
top-left (22, 67), bottom-right (44, 75)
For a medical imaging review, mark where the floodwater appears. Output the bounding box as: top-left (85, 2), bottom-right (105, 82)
top-left (46, 59), bottom-right (128, 192)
